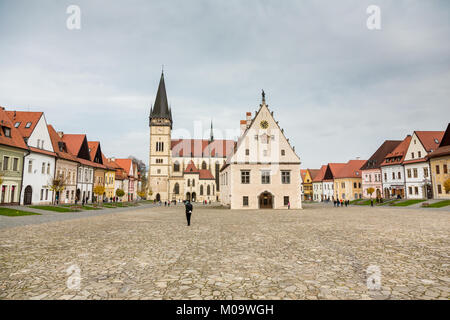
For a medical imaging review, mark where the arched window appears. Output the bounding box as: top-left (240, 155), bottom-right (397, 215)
top-left (174, 183), bottom-right (179, 195)
top-left (202, 161), bottom-right (207, 170)
top-left (200, 185), bottom-right (203, 195)
top-left (192, 179), bottom-right (195, 187)
top-left (207, 185), bottom-right (210, 195)
top-left (215, 162), bottom-right (220, 191)
top-left (173, 161), bottom-right (180, 172)
top-left (212, 185), bottom-right (215, 195)
top-left (187, 179), bottom-right (190, 186)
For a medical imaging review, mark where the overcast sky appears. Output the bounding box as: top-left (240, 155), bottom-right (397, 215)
top-left (0, 0), bottom-right (449, 169)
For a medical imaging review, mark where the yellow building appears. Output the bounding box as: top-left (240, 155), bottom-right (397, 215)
top-left (103, 155), bottom-right (116, 201)
top-left (428, 123), bottom-right (450, 199)
top-left (333, 160), bottom-right (366, 201)
top-left (301, 169), bottom-right (319, 201)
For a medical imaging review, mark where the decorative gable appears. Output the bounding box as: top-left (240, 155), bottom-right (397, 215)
top-left (230, 97), bottom-right (300, 165)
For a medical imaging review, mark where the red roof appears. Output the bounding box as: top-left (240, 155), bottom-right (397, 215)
top-left (171, 139), bottom-right (235, 158)
top-left (381, 135), bottom-right (412, 166)
top-left (62, 134), bottom-right (87, 158)
top-left (0, 107), bottom-right (28, 150)
top-left (115, 158), bottom-right (133, 176)
top-left (5, 111), bottom-right (43, 138)
top-left (184, 161), bottom-right (215, 179)
top-left (334, 160), bottom-right (367, 179)
top-left (312, 165), bottom-right (327, 182)
top-left (47, 125), bottom-right (79, 162)
top-left (88, 141), bottom-right (99, 161)
top-left (308, 169), bottom-right (321, 181)
top-left (415, 131), bottom-right (444, 153)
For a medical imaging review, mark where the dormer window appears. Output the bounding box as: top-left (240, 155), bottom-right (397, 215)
top-left (2, 126), bottom-right (11, 137)
top-left (25, 122), bottom-right (32, 128)
top-left (14, 122), bottom-right (20, 128)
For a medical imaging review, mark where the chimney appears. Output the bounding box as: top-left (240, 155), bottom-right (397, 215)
top-left (356, 157), bottom-right (360, 160)
top-left (246, 112), bottom-right (252, 128)
top-left (57, 131), bottom-right (64, 138)
top-left (240, 120), bottom-right (247, 135)
top-left (110, 157), bottom-right (116, 162)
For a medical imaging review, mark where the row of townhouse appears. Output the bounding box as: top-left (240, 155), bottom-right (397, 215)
top-left (0, 106), bottom-right (141, 205)
top-left (305, 123), bottom-right (450, 202)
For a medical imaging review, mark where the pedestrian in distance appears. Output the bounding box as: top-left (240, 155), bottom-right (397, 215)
top-left (288, 201), bottom-right (291, 210)
top-left (185, 200), bottom-right (193, 226)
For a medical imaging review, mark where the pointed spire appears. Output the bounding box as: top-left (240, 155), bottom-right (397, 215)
top-left (262, 89), bottom-right (266, 104)
top-left (150, 71), bottom-right (172, 126)
top-left (210, 120), bottom-right (214, 142)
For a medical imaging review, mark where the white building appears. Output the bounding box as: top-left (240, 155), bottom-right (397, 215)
top-left (403, 131), bottom-right (444, 199)
top-left (220, 92), bottom-right (302, 210)
top-left (380, 135), bottom-right (411, 199)
top-left (6, 111), bottom-right (56, 205)
top-left (312, 165), bottom-right (327, 202)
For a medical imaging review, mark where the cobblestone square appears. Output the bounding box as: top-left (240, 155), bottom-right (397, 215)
top-left (0, 204), bottom-right (449, 300)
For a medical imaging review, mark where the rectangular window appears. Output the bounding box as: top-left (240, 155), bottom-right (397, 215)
top-left (284, 196), bottom-right (289, 206)
top-left (41, 162), bottom-right (45, 174)
top-left (241, 171), bottom-right (250, 184)
top-left (353, 182), bottom-right (357, 188)
top-left (413, 168), bottom-right (418, 178)
top-left (407, 169), bottom-right (412, 178)
top-left (438, 185), bottom-right (442, 194)
top-left (444, 164), bottom-right (448, 174)
top-left (408, 187), bottom-right (412, 195)
top-left (243, 196), bottom-right (249, 207)
top-left (411, 152), bottom-right (414, 159)
top-left (40, 189), bottom-right (44, 200)
top-left (45, 189), bottom-right (49, 200)
top-left (245, 149), bottom-right (249, 156)
top-left (398, 172), bottom-right (401, 179)
top-left (281, 149), bottom-right (285, 156)
top-left (261, 171), bottom-right (270, 184)
top-left (423, 167), bottom-right (428, 178)
top-left (13, 158), bottom-right (18, 171)
top-left (47, 163), bottom-right (51, 174)
top-left (3, 156), bottom-right (9, 170)
top-left (436, 165), bottom-right (440, 174)
top-left (418, 151), bottom-right (422, 158)
top-left (392, 172), bottom-right (395, 180)
top-left (384, 173), bottom-right (387, 181)
top-left (28, 160), bottom-right (33, 173)
top-left (281, 171), bottom-right (291, 184)
top-left (414, 187), bottom-right (418, 195)
top-left (341, 182), bottom-right (345, 188)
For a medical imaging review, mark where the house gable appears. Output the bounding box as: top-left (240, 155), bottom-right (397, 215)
top-left (26, 114), bottom-right (54, 152)
top-left (230, 102), bottom-right (300, 164)
top-left (404, 132), bottom-right (428, 162)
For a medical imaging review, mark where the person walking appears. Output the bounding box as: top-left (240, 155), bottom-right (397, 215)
top-left (288, 201), bottom-right (291, 210)
top-left (185, 200), bottom-right (193, 226)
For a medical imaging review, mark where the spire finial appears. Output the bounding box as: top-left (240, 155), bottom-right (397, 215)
top-left (162, 64), bottom-right (164, 75)
top-left (262, 89), bottom-right (266, 104)
top-left (210, 119), bottom-right (214, 142)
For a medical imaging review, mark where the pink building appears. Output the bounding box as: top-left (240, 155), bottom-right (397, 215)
top-left (360, 140), bottom-right (402, 199)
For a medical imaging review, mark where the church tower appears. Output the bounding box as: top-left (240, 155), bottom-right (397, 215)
top-left (148, 72), bottom-right (172, 202)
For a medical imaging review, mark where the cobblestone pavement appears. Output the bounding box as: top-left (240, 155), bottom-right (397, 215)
top-left (0, 204), bottom-right (449, 300)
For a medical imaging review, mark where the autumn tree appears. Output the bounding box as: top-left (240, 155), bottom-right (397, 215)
top-left (367, 187), bottom-right (375, 199)
top-left (93, 185), bottom-right (105, 203)
top-left (47, 176), bottom-right (68, 205)
top-left (444, 178), bottom-right (450, 193)
top-left (116, 188), bottom-right (125, 199)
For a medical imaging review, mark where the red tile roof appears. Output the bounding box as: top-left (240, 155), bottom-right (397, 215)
top-left (62, 134), bottom-right (87, 158)
top-left (5, 111), bottom-right (43, 138)
top-left (415, 131), bottom-right (444, 153)
top-left (308, 169), bottom-right (321, 181)
top-left (114, 158), bottom-right (133, 176)
top-left (88, 141), bottom-right (99, 161)
top-left (427, 124), bottom-right (450, 159)
top-left (381, 135), bottom-right (412, 166)
top-left (334, 160), bottom-right (367, 179)
top-left (184, 161), bottom-right (199, 173)
top-left (199, 169), bottom-right (215, 180)
top-left (0, 107), bottom-right (28, 150)
top-left (47, 125), bottom-right (79, 162)
top-left (171, 139), bottom-right (235, 158)
top-left (312, 165), bottom-right (327, 182)
top-left (184, 161), bottom-right (215, 179)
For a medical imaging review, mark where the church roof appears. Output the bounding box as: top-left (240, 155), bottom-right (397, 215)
top-left (184, 160), bottom-right (215, 180)
top-left (150, 72), bottom-right (172, 122)
top-left (171, 139), bottom-right (235, 158)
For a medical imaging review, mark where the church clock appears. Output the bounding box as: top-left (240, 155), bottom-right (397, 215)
top-left (260, 120), bottom-right (269, 129)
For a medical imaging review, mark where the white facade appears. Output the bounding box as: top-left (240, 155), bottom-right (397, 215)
top-left (20, 115), bottom-right (56, 205)
top-left (381, 164), bottom-right (406, 198)
top-left (312, 182), bottom-right (323, 202)
top-left (323, 181), bottom-right (334, 201)
top-left (220, 97), bottom-right (302, 210)
top-left (403, 133), bottom-right (433, 199)
top-left (76, 165), bottom-right (94, 203)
